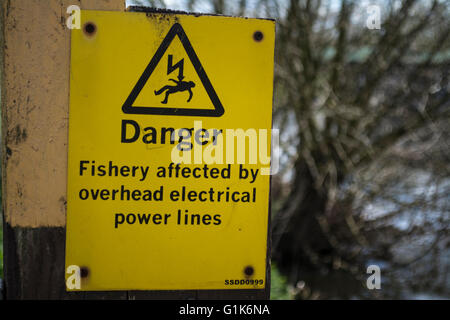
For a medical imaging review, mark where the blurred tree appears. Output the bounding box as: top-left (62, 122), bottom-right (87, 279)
top-left (129, 0), bottom-right (450, 298)
top-left (268, 0), bottom-right (449, 299)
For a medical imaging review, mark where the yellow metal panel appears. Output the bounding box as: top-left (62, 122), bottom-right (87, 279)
top-left (66, 10), bottom-right (275, 291)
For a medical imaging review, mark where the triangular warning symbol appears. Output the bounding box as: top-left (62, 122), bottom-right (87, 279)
top-left (122, 23), bottom-right (224, 117)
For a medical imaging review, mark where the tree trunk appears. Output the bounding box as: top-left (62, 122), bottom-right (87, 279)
top-left (272, 162), bottom-right (331, 282)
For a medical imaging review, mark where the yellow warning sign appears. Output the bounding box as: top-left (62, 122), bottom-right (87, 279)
top-left (65, 10), bottom-right (275, 291)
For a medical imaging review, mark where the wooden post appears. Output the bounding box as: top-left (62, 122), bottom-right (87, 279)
top-left (1, 2), bottom-right (270, 299)
top-left (1, 0), bottom-right (126, 299)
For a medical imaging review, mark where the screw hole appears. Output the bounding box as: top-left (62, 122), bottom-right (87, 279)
top-left (80, 266), bottom-right (90, 278)
top-left (244, 265), bottom-right (254, 277)
top-left (253, 31), bottom-right (263, 42)
top-left (83, 22), bottom-right (97, 36)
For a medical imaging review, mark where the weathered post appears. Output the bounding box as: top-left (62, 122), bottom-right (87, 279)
top-left (1, 0), bottom-right (125, 299)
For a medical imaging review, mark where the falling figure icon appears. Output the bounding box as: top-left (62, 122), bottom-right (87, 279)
top-left (154, 79), bottom-right (196, 104)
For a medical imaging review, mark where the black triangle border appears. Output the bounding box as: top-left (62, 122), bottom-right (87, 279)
top-left (122, 23), bottom-right (224, 117)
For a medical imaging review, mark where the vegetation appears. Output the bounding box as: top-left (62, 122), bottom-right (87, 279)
top-left (0, 219), bottom-right (3, 279)
top-left (130, 0), bottom-right (450, 299)
top-left (270, 0), bottom-right (449, 299)
top-left (270, 264), bottom-right (293, 300)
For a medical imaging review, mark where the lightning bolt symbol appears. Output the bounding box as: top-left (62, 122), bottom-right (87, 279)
top-left (167, 55), bottom-right (184, 81)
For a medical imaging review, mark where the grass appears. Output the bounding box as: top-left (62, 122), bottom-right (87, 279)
top-left (0, 221), bottom-right (2, 279)
top-left (0, 216), bottom-right (3, 280)
top-left (0, 187), bottom-right (2, 280)
top-left (270, 263), bottom-right (293, 300)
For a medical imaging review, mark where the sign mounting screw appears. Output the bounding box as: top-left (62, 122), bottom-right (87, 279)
top-left (244, 265), bottom-right (255, 277)
top-left (80, 266), bottom-right (90, 278)
top-left (83, 22), bottom-right (97, 37)
top-left (253, 31), bottom-right (264, 42)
